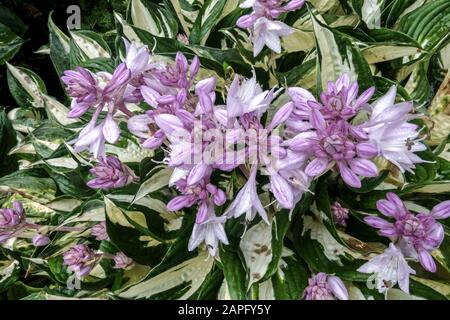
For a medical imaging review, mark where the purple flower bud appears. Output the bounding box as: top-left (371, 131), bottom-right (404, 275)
top-left (195, 77), bottom-right (216, 94)
top-left (87, 156), bottom-right (138, 189)
top-left (196, 201), bottom-right (209, 224)
top-left (32, 234), bottom-right (50, 247)
top-left (0, 201), bottom-right (26, 242)
top-left (61, 67), bottom-right (100, 118)
top-left (430, 201), bottom-right (450, 220)
top-left (236, 14), bottom-right (257, 28)
top-left (331, 201), bottom-right (349, 227)
top-left (267, 101), bottom-right (294, 130)
top-left (63, 244), bottom-right (98, 277)
top-left (304, 273), bottom-right (347, 300)
top-left (113, 252), bottom-right (134, 270)
top-left (213, 189), bottom-right (227, 206)
top-left (356, 142), bottom-right (378, 158)
top-left (167, 195), bottom-right (196, 211)
top-left (102, 114), bottom-right (120, 144)
top-left (187, 162), bottom-right (210, 186)
top-left (91, 222), bottom-right (108, 241)
top-left (327, 276), bottom-right (349, 300)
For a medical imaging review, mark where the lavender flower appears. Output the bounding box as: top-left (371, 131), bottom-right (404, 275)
top-left (87, 156), bottom-right (138, 189)
top-left (358, 243), bottom-right (416, 294)
top-left (67, 63), bottom-right (131, 159)
top-left (314, 73), bottom-right (375, 121)
top-left (236, 0), bottom-right (305, 56)
top-left (304, 273), bottom-right (349, 300)
top-left (188, 203), bottom-right (229, 257)
top-left (362, 86), bottom-right (426, 173)
top-left (364, 192), bottom-right (450, 272)
top-left (0, 201), bottom-right (26, 242)
top-left (128, 114), bottom-right (165, 149)
top-left (32, 234), bottom-right (51, 247)
top-left (225, 166), bottom-right (268, 223)
top-left (91, 222), bottom-right (108, 241)
top-left (225, 73), bottom-right (276, 124)
top-left (63, 244), bottom-right (98, 277)
top-left (112, 252), bottom-right (134, 270)
top-left (289, 109), bottom-right (379, 188)
top-left (61, 67), bottom-right (100, 118)
top-left (153, 52), bottom-right (199, 91)
top-left (331, 201), bottom-right (349, 227)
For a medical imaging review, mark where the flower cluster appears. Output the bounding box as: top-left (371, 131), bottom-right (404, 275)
top-left (237, 0), bottom-right (305, 56)
top-left (63, 243), bottom-right (134, 277)
top-left (303, 273), bottom-right (348, 300)
top-left (61, 38), bottom-right (429, 259)
top-left (358, 193), bottom-right (450, 294)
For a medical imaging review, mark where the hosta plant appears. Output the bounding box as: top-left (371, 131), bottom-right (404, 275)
top-left (1, 0), bottom-right (450, 300)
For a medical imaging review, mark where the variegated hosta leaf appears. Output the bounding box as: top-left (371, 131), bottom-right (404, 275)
top-left (69, 31), bottom-right (111, 60)
top-left (128, 0), bottom-right (178, 38)
top-left (240, 220), bottom-right (273, 288)
top-left (7, 63), bottom-right (47, 109)
top-left (310, 10), bottom-right (374, 91)
top-left (118, 251), bottom-right (214, 299)
top-left (48, 14), bottom-right (71, 77)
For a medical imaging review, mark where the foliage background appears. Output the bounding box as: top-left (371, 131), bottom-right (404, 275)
top-left (0, 0), bottom-right (449, 300)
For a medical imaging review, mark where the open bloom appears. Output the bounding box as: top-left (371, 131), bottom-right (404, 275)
top-left (304, 273), bottom-right (349, 300)
top-left (236, 0), bottom-right (305, 56)
top-left (364, 192), bottom-right (450, 272)
top-left (188, 203), bottom-right (229, 257)
top-left (87, 156), bottom-right (138, 189)
top-left (358, 243), bottom-right (415, 294)
top-left (289, 109), bottom-right (379, 188)
top-left (63, 244), bottom-right (99, 277)
top-left (0, 201), bottom-right (26, 242)
top-left (225, 166), bottom-right (268, 223)
top-left (362, 86), bottom-right (426, 173)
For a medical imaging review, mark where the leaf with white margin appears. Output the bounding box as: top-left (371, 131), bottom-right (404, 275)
top-left (46, 197), bottom-right (82, 212)
top-left (302, 215), bottom-right (365, 264)
top-left (258, 279), bottom-right (275, 300)
top-left (346, 282), bottom-right (367, 300)
top-left (118, 251), bottom-right (214, 299)
top-left (362, 45), bottom-right (421, 64)
top-left (107, 194), bottom-right (184, 233)
top-left (218, 279), bottom-right (232, 300)
top-left (106, 139), bottom-right (154, 163)
top-left (240, 220), bottom-right (273, 289)
top-left (133, 167), bottom-right (173, 204)
top-left (114, 12), bottom-right (143, 45)
top-left (104, 197), bottom-right (148, 230)
top-left (43, 94), bottom-right (80, 127)
top-left (310, 10), bottom-right (374, 92)
top-left (70, 31), bottom-right (111, 59)
top-left (6, 63), bottom-right (46, 108)
top-left (361, 0), bottom-right (382, 29)
top-left (386, 288), bottom-right (425, 300)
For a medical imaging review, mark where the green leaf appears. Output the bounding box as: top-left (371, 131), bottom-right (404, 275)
top-left (127, 0), bottom-right (178, 38)
top-left (0, 23), bottom-right (24, 65)
top-left (219, 247), bottom-right (248, 300)
top-left (48, 14), bottom-right (71, 77)
top-left (189, 0), bottom-right (228, 45)
top-left (104, 197), bottom-right (168, 266)
top-left (118, 251), bottom-right (214, 299)
top-left (309, 8), bottom-right (375, 92)
top-left (6, 64), bottom-right (47, 109)
top-left (0, 170), bottom-right (57, 203)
